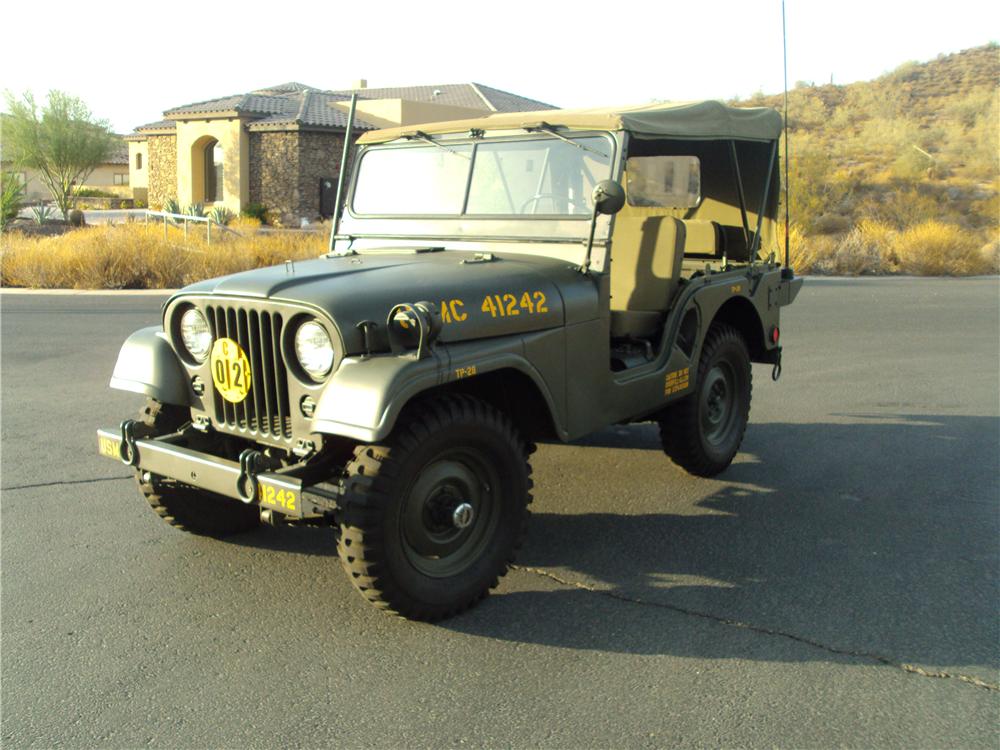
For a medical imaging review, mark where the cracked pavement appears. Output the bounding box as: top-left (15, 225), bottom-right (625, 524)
top-left (2, 279), bottom-right (998, 748)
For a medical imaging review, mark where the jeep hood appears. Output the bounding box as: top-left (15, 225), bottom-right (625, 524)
top-left (172, 250), bottom-right (598, 354)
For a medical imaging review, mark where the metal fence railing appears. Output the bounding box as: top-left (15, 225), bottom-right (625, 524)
top-left (144, 210), bottom-right (242, 244)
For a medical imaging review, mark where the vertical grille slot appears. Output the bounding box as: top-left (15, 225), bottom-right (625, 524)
top-left (247, 311), bottom-right (266, 433)
top-left (259, 312), bottom-right (281, 435)
top-left (204, 304), bottom-right (291, 440)
top-left (227, 308), bottom-right (244, 428)
top-left (272, 314), bottom-right (292, 437)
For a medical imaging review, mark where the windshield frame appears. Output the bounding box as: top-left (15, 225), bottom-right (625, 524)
top-left (347, 130), bottom-right (618, 221)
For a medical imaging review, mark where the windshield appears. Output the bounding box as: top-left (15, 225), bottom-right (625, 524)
top-left (351, 135), bottom-right (614, 217)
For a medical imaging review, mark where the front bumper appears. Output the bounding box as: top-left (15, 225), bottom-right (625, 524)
top-left (97, 427), bottom-right (338, 519)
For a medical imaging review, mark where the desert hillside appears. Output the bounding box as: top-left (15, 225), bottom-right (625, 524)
top-left (737, 43), bottom-right (998, 274)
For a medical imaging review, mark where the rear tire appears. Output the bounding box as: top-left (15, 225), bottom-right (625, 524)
top-left (337, 394), bottom-right (532, 621)
top-left (135, 399), bottom-right (260, 538)
top-left (658, 324), bottom-right (751, 477)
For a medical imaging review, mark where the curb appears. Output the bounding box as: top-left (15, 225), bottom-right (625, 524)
top-left (0, 288), bottom-right (177, 296)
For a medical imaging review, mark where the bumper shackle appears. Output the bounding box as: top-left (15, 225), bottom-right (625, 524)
top-left (237, 449), bottom-right (263, 504)
top-left (119, 420), bottom-right (140, 466)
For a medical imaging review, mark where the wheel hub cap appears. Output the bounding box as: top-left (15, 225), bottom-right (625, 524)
top-left (701, 364), bottom-right (735, 445)
top-left (400, 452), bottom-right (500, 578)
top-left (452, 502), bottom-right (474, 529)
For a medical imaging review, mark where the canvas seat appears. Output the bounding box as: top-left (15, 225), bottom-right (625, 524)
top-left (610, 218), bottom-right (719, 339)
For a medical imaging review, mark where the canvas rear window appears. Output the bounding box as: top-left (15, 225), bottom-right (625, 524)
top-left (626, 156), bottom-right (701, 208)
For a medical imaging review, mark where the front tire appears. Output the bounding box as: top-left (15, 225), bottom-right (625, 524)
top-left (337, 394), bottom-right (532, 621)
top-left (135, 399), bottom-right (260, 537)
top-left (658, 324), bottom-right (752, 477)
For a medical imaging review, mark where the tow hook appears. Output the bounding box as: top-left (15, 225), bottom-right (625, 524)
top-left (236, 448), bottom-right (263, 504)
top-left (772, 347), bottom-right (783, 382)
top-left (119, 419), bottom-right (140, 466)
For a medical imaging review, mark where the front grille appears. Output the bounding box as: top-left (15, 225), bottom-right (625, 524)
top-left (206, 304), bottom-right (292, 439)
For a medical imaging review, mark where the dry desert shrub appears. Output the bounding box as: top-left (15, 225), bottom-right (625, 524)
top-left (891, 220), bottom-right (992, 276)
top-left (781, 223), bottom-right (823, 274)
top-left (1, 223), bottom-right (328, 289)
top-left (228, 215), bottom-right (263, 233)
top-left (979, 238), bottom-right (1000, 274)
top-left (779, 218), bottom-right (994, 276)
top-left (782, 221), bottom-right (888, 275)
top-left (829, 219), bottom-right (896, 274)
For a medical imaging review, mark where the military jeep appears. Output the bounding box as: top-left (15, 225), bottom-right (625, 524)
top-left (98, 101), bottom-right (801, 620)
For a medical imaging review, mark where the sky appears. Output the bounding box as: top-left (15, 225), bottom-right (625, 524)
top-left (2, 0), bottom-right (996, 133)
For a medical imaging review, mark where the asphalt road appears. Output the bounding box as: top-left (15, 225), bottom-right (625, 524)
top-left (2, 278), bottom-right (998, 748)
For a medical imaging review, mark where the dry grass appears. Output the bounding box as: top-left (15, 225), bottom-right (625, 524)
top-left (893, 221), bottom-right (994, 276)
top-left (783, 219), bottom-right (996, 276)
top-left (1, 223), bottom-right (328, 289)
top-left (4, 219), bottom-right (990, 290)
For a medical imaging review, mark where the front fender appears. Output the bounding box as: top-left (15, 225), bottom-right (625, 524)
top-left (310, 341), bottom-right (565, 443)
top-left (109, 326), bottom-right (190, 406)
top-left (310, 353), bottom-right (446, 443)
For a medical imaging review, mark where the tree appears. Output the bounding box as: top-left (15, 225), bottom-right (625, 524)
top-left (0, 170), bottom-right (26, 229)
top-left (2, 90), bottom-right (115, 219)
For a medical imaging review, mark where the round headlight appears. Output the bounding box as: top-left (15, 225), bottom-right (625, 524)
top-left (295, 320), bottom-right (334, 380)
top-left (180, 308), bottom-right (212, 362)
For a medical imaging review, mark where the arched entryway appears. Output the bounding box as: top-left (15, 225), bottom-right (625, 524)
top-left (192, 136), bottom-right (224, 203)
top-left (204, 139), bottom-right (223, 202)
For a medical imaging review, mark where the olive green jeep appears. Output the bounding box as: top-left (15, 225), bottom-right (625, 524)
top-left (98, 100), bottom-right (801, 620)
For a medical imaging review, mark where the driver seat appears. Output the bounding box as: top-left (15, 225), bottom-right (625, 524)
top-left (610, 217), bottom-right (718, 339)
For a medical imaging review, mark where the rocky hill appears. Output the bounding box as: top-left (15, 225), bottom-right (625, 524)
top-left (734, 44), bottom-right (998, 273)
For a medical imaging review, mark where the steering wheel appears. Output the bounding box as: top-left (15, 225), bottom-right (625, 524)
top-left (519, 193), bottom-right (589, 214)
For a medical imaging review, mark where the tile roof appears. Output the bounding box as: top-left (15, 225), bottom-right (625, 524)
top-left (242, 90), bottom-right (381, 131)
top-left (328, 82), bottom-right (554, 113)
top-left (134, 119), bottom-right (176, 132)
top-left (470, 83), bottom-right (554, 114)
top-left (137, 82), bottom-right (555, 136)
top-left (107, 139), bottom-right (129, 164)
top-left (164, 94), bottom-right (247, 117)
top-left (251, 82), bottom-right (314, 94)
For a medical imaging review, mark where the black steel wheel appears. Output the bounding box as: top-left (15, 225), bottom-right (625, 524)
top-left (658, 324), bottom-right (751, 477)
top-left (135, 399), bottom-right (260, 537)
top-left (337, 394), bottom-right (532, 621)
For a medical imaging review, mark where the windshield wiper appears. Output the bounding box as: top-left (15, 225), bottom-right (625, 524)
top-left (406, 131), bottom-right (471, 159)
top-left (526, 123), bottom-right (609, 159)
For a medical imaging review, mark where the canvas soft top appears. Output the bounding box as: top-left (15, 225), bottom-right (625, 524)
top-left (356, 100), bottom-right (783, 145)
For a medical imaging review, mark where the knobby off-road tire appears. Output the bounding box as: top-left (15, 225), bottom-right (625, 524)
top-left (135, 399), bottom-right (260, 537)
top-left (658, 324), bottom-right (752, 477)
top-left (337, 394), bottom-right (533, 621)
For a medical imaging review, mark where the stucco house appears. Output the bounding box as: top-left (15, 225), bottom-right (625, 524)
top-left (126, 82), bottom-right (554, 224)
top-left (9, 139), bottom-right (130, 201)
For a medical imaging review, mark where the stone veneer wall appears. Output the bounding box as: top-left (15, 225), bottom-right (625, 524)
top-left (249, 130), bottom-right (352, 225)
top-left (248, 131), bottom-right (299, 224)
top-left (297, 131), bottom-right (349, 222)
top-left (146, 135), bottom-right (177, 210)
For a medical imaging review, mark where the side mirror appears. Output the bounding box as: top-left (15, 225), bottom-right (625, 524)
top-left (592, 180), bottom-right (625, 215)
top-left (580, 180), bottom-right (625, 274)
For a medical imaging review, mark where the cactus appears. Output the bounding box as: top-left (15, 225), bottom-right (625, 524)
top-left (210, 205), bottom-right (234, 225)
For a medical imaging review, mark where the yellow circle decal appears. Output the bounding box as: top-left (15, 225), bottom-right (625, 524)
top-left (210, 338), bottom-right (252, 403)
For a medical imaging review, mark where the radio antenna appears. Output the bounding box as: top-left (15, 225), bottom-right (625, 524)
top-left (782, 0), bottom-right (791, 269)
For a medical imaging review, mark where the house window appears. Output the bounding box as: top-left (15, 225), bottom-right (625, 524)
top-left (136, 153), bottom-right (143, 170)
top-left (204, 139), bottom-right (223, 202)
top-left (114, 173), bottom-right (129, 185)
